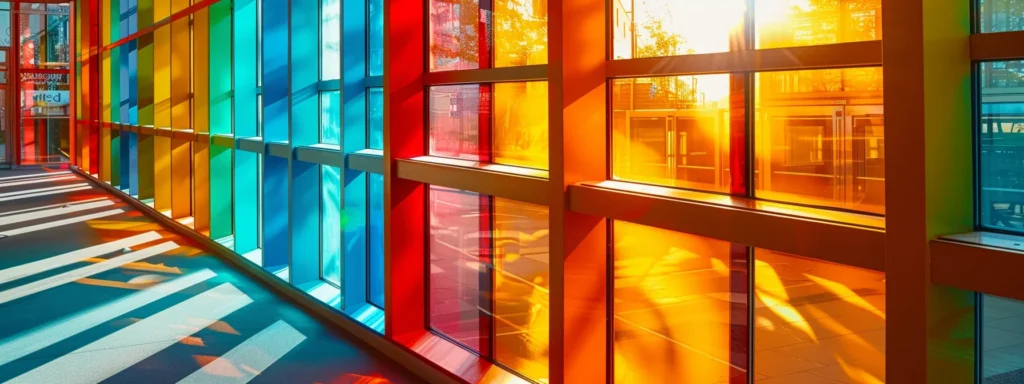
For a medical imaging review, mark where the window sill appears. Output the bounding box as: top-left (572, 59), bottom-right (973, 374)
top-left (394, 331), bottom-right (531, 384)
top-left (396, 156), bottom-right (549, 205)
top-left (932, 231), bottom-right (1024, 301)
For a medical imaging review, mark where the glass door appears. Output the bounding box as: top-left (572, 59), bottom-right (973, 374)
top-left (17, 2), bottom-right (71, 165)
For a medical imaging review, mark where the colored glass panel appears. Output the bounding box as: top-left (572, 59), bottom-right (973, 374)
top-left (368, 0), bottom-right (384, 76)
top-left (428, 0), bottom-right (548, 71)
top-left (754, 67), bottom-right (884, 214)
top-left (753, 249), bottom-right (886, 383)
top-left (369, 173), bottom-right (385, 307)
top-left (612, 74), bottom-right (739, 193)
top-left (493, 0), bottom-right (547, 67)
top-left (322, 0), bottom-right (341, 80)
top-left (428, 186), bottom-right (491, 352)
top-left (369, 88), bottom-right (384, 150)
top-left (493, 82), bottom-right (548, 169)
top-left (613, 221), bottom-right (748, 384)
top-left (979, 0), bottom-right (1024, 33)
top-left (980, 61), bottom-right (1024, 232)
top-left (982, 295), bottom-right (1024, 382)
top-left (754, 0), bottom-right (882, 49)
top-left (321, 91), bottom-right (341, 145)
top-left (429, 84), bottom-right (487, 161)
top-left (322, 165), bottom-right (342, 286)
top-left (611, 0), bottom-right (745, 60)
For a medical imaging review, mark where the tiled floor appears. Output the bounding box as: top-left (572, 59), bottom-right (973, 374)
top-left (984, 295), bottom-right (1024, 382)
top-left (0, 168), bottom-right (423, 384)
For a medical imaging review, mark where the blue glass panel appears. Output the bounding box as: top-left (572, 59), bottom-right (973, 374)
top-left (321, 91), bottom-right (341, 145)
top-left (368, 0), bottom-right (383, 76)
top-left (321, 0), bottom-right (341, 80)
top-left (979, 60), bottom-right (1024, 232)
top-left (369, 172), bottom-right (385, 307)
top-left (979, 0), bottom-right (1024, 33)
top-left (321, 165), bottom-right (342, 286)
top-left (368, 88), bottom-right (383, 149)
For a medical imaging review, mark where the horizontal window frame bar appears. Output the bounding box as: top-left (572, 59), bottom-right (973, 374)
top-left (607, 41), bottom-right (883, 78)
top-left (236, 137), bottom-right (265, 154)
top-left (396, 156), bottom-right (549, 205)
top-left (569, 183), bottom-right (885, 271)
top-left (294, 144), bottom-right (345, 168)
top-left (319, 79), bottom-right (341, 92)
top-left (266, 141), bottom-right (291, 159)
top-left (365, 75), bottom-right (384, 88)
top-left (425, 65), bottom-right (548, 86)
top-left (971, 30), bottom-right (1024, 61)
top-left (155, 127), bottom-right (174, 138)
top-left (97, 0), bottom-right (219, 54)
top-left (932, 233), bottom-right (1024, 302)
top-left (348, 149), bottom-right (384, 175)
top-left (211, 134), bottom-right (235, 148)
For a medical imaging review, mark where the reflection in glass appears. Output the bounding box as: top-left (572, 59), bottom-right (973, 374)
top-left (494, 82), bottom-right (548, 169)
top-left (755, 0), bottom-right (882, 49)
top-left (611, 0), bottom-right (744, 60)
top-left (19, 3), bottom-right (72, 164)
top-left (369, 88), bottom-right (384, 150)
top-left (321, 165), bottom-right (342, 286)
top-left (429, 186), bottom-right (490, 352)
top-left (982, 295), bottom-right (1024, 383)
top-left (429, 84), bottom-right (486, 161)
top-left (369, 173), bottom-right (385, 307)
top-left (321, 0), bottom-right (341, 80)
top-left (979, 0), bottom-right (1024, 33)
top-left (754, 249), bottom-right (886, 383)
top-left (612, 74), bottom-right (739, 193)
top-left (321, 91), bottom-right (341, 145)
top-left (368, 0), bottom-right (384, 76)
top-left (428, 0), bottom-right (548, 70)
top-left (754, 67), bottom-right (884, 214)
top-left (980, 61), bottom-right (1024, 232)
top-left (613, 221), bottom-right (748, 384)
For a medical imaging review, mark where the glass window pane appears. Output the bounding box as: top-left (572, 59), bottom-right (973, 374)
top-left (613, 221), bottom-right (749, 384)
top-left (980, 61), bottom-right (1024, 232)
top-left (429, 84), bottom-right (486, 161)
top-left (979, 0), bottom-right (1024, 33)
top-left (429, 186), bottom-right (491, 353)
top-left (428, 0), bottom-right (548, 70)
top-left (982, 295), bottom-right (1024, 382)
top-left (321, 165), bottom-right (342, 286)
top-left (754, 249), bottom-right (886, 383)
top-left (321, 0), bottom-right (341, 80)
top-left (369, 173), bottom-right (385, 308)
top-left (612, 0), bottom-right (745, 60)
top-left (493, 197), bottom-right (549, 382)
top-left (754, 67), bottom-right (884, 214)
top-left (612, 74), bottom-right (740, 193)
top-left (755, 0), bottom-right (882, 49)
top-left (369, 88), bottom-right (384, 150)
top-left (368, 0), bottom-right (384, 76)
top-left (321, 91), bottom-right (341, 145)
top-left (494, 82), bottom-right (548, 169)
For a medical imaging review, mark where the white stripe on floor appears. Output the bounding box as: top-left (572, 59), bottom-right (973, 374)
top-left (0, 197), bottom-right (108, 218)
top-left (5, 283), bottom-right (253, 384)
top-left (0, 241), bottom-right (179, 305)
top-left (0, 175), bottom-right (77, 189)
top-left (0, 185), bottom-right (93, 203)
top-left (0, 209), bottom-right (126, 237)
top-left (0, 200), bottom-right (116, 227)
top-left (0, 269), bottom-right (217, 367)
top-left (0, 183), bottom-right (89, 198)
top-left (176, 320), bottom-right (306, 384)
top-left (0, 171), bottom-right (70, 182)
top-left (0, 231), bottom-right (163, 285)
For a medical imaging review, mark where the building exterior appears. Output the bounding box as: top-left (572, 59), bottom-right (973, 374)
top-left (65, 0), bottom-right (1024, 383)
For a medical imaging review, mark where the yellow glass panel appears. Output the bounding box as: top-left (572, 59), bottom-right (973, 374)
top-left (754, 67), bottom-right (884, 214)
top-left (755, 0), bottom-right (882, 49)
top-left (611, 0), bottom-right (746, 59)
top-left (613, 221), bottom-right (748, 384)
top-left (754, 249), bottom-right (886, 383)
top-left (612, 74), bottom-right (736, 193)
top-left (494, 82), bottom-right (549, 170)
top-left (493, 197), bottom-right (550, 383)
top-left (494, 0), bottom-right (548, 66)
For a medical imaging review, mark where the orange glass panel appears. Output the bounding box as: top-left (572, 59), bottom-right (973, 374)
top-left (612, 75), bottom-right (739, 193)
top-left (754, 67), bottom-right (884, 214)
top-left (755, 0), bottom-right (882, 49)
top-left (493, 197), bottom-right (550, 382)
top-left (494, 0), bottom-right (547, 66)
top-left (613, 221), bottom-right (748, 384)
top-left (611, 0), bottom-right (746, 59)
top-left (493, 82), bottom-right (548, 170)
top-left (753, 249), bottom-right (886, 383)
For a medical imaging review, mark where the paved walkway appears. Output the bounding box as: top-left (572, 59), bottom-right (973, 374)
top-left (0, 168), bottom-right (422, 384)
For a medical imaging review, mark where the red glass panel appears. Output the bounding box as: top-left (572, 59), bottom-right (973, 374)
top-left (429, 84), bottom-right (491, 162)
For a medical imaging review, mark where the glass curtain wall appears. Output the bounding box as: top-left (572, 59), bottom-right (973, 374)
top-left (19, 2), bottom-right (71, 165)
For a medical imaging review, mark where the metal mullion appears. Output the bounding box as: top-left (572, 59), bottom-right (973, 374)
top-left (424, 65), bottom-right (549, 86)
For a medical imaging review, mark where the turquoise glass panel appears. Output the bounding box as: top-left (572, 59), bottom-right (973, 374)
top-left (321, 0), bottom-right (341, 80)
top-left (368, 88), bottom-right (383, 149)
top-left (321, 91), bottom-right (342, 145)
top-left (321, 165), bottom-right (342, 286)
top-left (369, 172), bottom-right (384, 307)
top-left (368, 0), bottom-right (383, 76)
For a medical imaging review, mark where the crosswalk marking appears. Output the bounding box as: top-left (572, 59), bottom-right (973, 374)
top-left (0, 231), bottom-right (163, 285)
top-left (5, 283), bottom-right (253, 384)
top-left (177, 320), bottom-right (306, 384)
top-left (0, 269), bottom-right (217, 367)
top-left (0, 241), bottom-right (179, 305)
